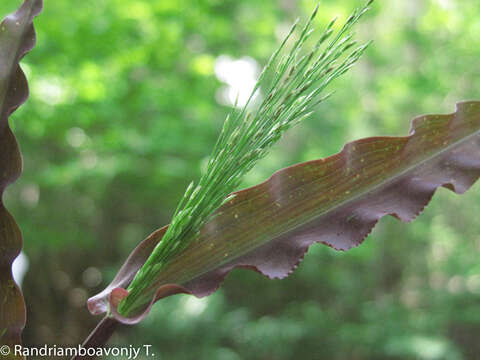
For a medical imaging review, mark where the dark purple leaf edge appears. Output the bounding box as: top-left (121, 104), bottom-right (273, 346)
top-left (0, 0), bottom-right (43, 352)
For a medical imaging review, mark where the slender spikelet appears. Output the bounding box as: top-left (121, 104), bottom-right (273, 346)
top-left (119, 1), bottom-right (374, 316)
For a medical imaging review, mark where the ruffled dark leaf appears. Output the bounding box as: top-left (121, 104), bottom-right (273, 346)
top-left (0, 0), bottom-right (43, 354)
top-left (90, 101), bottom-right (480, 324)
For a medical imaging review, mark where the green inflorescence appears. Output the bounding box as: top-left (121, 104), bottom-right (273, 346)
top-left (118, 0), bottom-right (374, 316)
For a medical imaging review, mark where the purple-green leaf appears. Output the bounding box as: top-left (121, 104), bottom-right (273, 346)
top-left (0, 0), bottom-right (42, 353)
top-left (89, 101), bottom-right (480, 324)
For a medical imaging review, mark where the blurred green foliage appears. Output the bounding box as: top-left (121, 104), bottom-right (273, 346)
top-left (1, 0), bottom-right (479, 359)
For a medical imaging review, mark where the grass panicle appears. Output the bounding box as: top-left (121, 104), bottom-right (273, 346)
top-left (118, 1), bottom-right (374, 316)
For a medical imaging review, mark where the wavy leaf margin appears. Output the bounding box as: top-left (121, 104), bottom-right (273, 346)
top-left (89, 101), bottom-right (480, 324)
top-left (0, 0), bottom-right (43, 353)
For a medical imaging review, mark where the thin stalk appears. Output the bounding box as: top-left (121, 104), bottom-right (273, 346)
top-left (72, 317), bottom-right (120, 360)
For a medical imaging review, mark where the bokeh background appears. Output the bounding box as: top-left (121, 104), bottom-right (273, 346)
top-left (1, 0), bottom-right (480, 359)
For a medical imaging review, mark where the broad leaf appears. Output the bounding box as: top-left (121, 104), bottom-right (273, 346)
top-left (89, 101), bottom-right (480, 324)
top-left (0, 0), bottom-right (42, 353)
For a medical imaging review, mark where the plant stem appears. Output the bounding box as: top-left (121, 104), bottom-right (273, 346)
top-left (71, 316), bottom-right (120, 360)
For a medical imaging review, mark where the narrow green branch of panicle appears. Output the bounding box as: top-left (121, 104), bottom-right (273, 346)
top-left (118, 0), bottom-right (374, 316)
